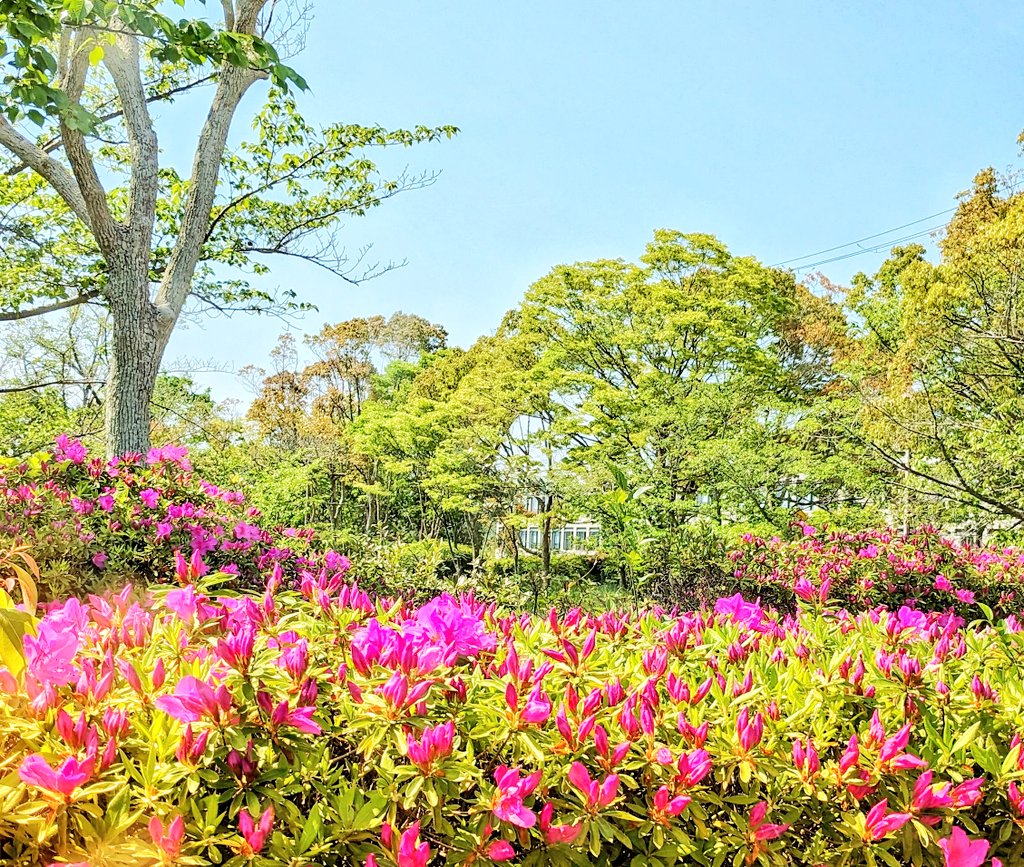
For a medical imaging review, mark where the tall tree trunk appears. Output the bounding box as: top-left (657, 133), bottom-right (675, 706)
top-left (104, 270), bottom-right (167, 456)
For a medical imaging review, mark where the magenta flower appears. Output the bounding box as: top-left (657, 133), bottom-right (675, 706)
top-left (215, 625), bottom-right (256, 674)
top-left (149, 814), bottom-right (185, 859)
top-left (949, 778), bottom-right (984, 808)
top-left (539, 802), bottom-right (583, 845)
top-left (675, 748), bottom-right (712, 787)
top-left (567, 762), bottom-right (619, 813)
top-left (269, 700), bottom-right (321, 735)
top-left (863, 799), bottom-right (912, 842)
top-left (19, 754), bottom-right (94, 801)
top-left (238, 805), bottom-right (274, 857)
top-left (407, 721), bottom-right (455, 773)
top-left (911, 770), bottom-right (953, 817)
top-left (155, 675), bottom-right (233, 725)
top-left (792, 737), bottom-right (820, 779)
top-left (139, 488), bottom-right (161, 509)
top-left (54, 434), bottom-right (87, 464)
top-left (736, 707), bottom-right (764, 751)
top-left (748, 801), bottom-right (789, 841)
top-left (938, 826), bottom-right (990, 867)
top-left (23, 620), bottom-right (80, 687)
top-left (381, 822), bottom-right (431, 867)
top-left (164, 585), bottom-right (217, 624)
top-left (487, 839), bottom-right (515, 861)
top-left (651, 785), bottom-right (691, 822)
top-left (175, 724), bottom-right (210, 765)
top-left (492, 765), bottom-right (542, 828)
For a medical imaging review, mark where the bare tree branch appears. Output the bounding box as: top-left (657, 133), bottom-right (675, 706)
top-left (0, 378), bottom-right (105, 394)
top-left (60, 30), bottom-right (120, 256)
top-left (0, 291), bottom-right (102, 322)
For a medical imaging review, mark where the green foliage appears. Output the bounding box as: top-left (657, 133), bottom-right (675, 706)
top-left (0, 0), bottom-right (305, 126)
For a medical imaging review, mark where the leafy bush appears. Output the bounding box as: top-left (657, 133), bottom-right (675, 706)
top-left (2, 557), bottom-right (1024, 865)
top-left (730, 524), bottom-right (1024, 617)
top-left (490, 553), bottom-right (626, 613)
top-left (0, 437), bottom-right (336, 598)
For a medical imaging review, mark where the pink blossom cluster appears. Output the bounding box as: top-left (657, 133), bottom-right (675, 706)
top-left (1, 549), bottom-right (1023, 865)
top-left (0, 436), bottom-right (330, 592)
top-left (730, 524), bottom-right (1024, 617)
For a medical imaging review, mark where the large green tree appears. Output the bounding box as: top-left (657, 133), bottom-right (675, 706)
top-left (846, 169), bottom-right (1024, 529)
top-left (507, 231), bottom-right (872, 566)
top-left (0, 1), bottom-right (454, 454)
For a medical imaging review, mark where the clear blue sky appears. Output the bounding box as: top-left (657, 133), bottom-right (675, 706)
top-left (167, 0), bottom-right (1024, 401)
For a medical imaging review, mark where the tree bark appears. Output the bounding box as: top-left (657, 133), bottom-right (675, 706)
top-left (104, 270), bottom-right (166, 455)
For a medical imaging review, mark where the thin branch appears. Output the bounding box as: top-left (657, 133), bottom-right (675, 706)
top-left (4, 74), bottom-right (218, 176)
top-left (0, 379), bottom-right (105, 394)
top-left (0, 291), bottom-right (102, 322)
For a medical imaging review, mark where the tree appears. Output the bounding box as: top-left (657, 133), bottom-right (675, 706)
top-left (845, 168), bottom-right (1024, 530)
top-left (0, 1), bottom-right (455, 454)
top-left (506, 230), bottom-right (868, 574)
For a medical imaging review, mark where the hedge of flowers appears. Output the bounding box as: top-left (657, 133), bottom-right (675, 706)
top-left (2, 556), bottom-right (1024, 866)
top-left (0, 436), bottom-right (333, 595)
top-left (730, 526), bottom-right (1024, 618)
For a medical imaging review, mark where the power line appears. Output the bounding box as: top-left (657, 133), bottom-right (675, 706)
top-left (790, 224), bottom-right (945, 271)
top-left (772, 178), bottom-right (1024, 274)
top-left (772, 208), bottom-right (956, 267)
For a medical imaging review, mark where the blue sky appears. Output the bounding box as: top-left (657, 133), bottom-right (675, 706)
top-left (167, 0), bottom-right (1024, 402)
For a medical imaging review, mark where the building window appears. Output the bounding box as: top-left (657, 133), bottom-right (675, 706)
top-left (519, 530), bottom-right (527, 547)
top-left (552, 530), bottom-right (561, 550)
top-left (588, 527), bottom-right (600, 543)
top-left (528, 529), bottom-right (539, 549)
top-left (576, 528), bottom-right (587, 544)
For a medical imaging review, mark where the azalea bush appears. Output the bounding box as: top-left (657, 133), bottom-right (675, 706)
top-left (0, 437), bottom-right (338, 598)
top-left (2, 555), bottom-right (1024, 866)
top-left (730, 525), bottom-right (1024, 618)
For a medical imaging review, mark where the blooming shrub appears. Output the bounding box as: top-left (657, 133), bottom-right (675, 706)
top-left (730, 525), bottom-right (1024, 618)
top-left (0, 436), bottom-right (336, 597)
top-left (2, 559), bottom-right (1024, 866)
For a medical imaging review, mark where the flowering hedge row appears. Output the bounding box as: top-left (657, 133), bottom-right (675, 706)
top-left (730, 526), bottom-right (1024, 618)
top-left (1, 558), bottom-right (1023, 866)
top-left (0, 437), bottom-right (336, 596)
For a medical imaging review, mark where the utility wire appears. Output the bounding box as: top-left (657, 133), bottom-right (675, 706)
top-left (791, 224), bottom-right (945, 271)
top-left (772, 178), bottom-right (1024, 273)
top-left (772, 208), bottom-right (956, 267)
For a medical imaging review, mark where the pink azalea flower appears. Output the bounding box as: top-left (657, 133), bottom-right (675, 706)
top-left (567, 762), bottom-right (619, 813)
top-left (407, 721), bottom-right (455, 773)
top-left (748, 802), bottom-right (789, 841)
top-left (238, 805), bottom-right (274, 857)
top-left (492, 765), bottom-right (542, 828)
top-left (487, 840), bottom-right (515, 861)
top-left (539, 802), bottom-right (584, 845)
top-left (149, 814), bottom-right (185, 859)
top-left (863, 799), bottom-right (912, 842)
top-left (938, 826), bottom-right (989, 867)
top-left (155, 675), bottom-right (233, 725)
top-left (19, 754), bottom-right (94, 801)
top-left (23, 620), bottom-right (80, 687)
top-left (382, 822), bottom-right (431, 867)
